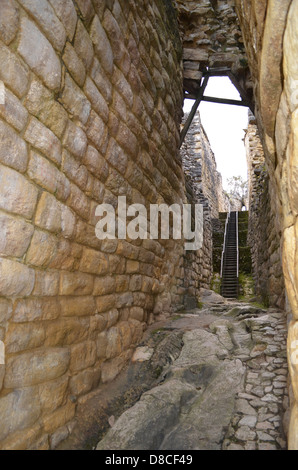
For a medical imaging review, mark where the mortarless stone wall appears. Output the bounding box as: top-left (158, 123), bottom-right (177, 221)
top-left (235, 0), bottom-right (298, 448)
top-left (245, 113), bottom-right (285, 308)
top-left (0, 0), bottom-right (188, 449)
top-left (181, 112), bottom-right (229, 303)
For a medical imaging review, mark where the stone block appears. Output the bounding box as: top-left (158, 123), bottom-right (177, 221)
top-left (83, 145), bottom-right (109, 182)
top-left (62, 150), bottom-right (88, 191)
top-left (0, 388), bottom-right (41, 441)
top-left (0, 212), bottom-right (34, 258)
top-left (93, 276), bottom-right (116, 295)
top-left (24, 117), bottom-right (62, 166)
top-left (105, 138), bottom-right (128, 175)
top-left (61, 205), bottom-right (76, 239)
top-left (18, 0), bottom-right (66, 52)
top-left (75, 0), bottom-right (95, 23)
top-left (90, 57), bottom-right (112, 104)
top-left (62, 42), bottom-right (86, 87)
top-left (42, 402), bottom-right (75, 434)
top-left (0, 119), bottom-right (28, 172)
top-left (86, 110), bottom-right (107, 149)
top-left (0, 42), bottom-right (29, 98)
top-left (0, 0), bottom-right (19, 44)
top-left (49, 0), bottom-right (77, 41)
top-left (115, 275), bottom-right (129, 293)
top-left (24, 79), bottom-right (68, 139)
top-left (50, 426), bottom-right (69, 449)
top-left (60, 296), bottom-right (96, 317)
top-left (28, 151), bottom-right (66, 198)
top-left (60, 271), bottom-right (94, 296)
top-left (116, 121), bottom-right (139, 158)
top-left (0, 89), bottom-right (28, 132)
top-left (45, 317), bottom-right (89, 347)
top-left (96, 294), bottom-right (116, 313)
top-left (69, 340), bottom-right (97, 372)
top-left (26, 229), bottom-right (57, 267)
top-left (0, 258), bottom-right (35, 297)
top-left (18, 17), bottom-right (61, 91)
top-left (5, 347), bottom-right (70, 388)
top-left (39, 375), bottom-right (69, 414)
top-left (129, 307), bottom-right (144, 322)
top-left (61, 73), bottom-right (91, 124)
top-left (68, 183), bottom-right (90, 221)
top-left (35, 192), bottom-right (62, 233)
top-left (84, 77), bottom-right (109, 124)
top-left (69, 369), bottom-right (95, 396)
top-left (0, 298), bottom-right (12, 324)
top-left (80, 247), bottom-right (109, 275)
top-left (74, 20), bottom-right (94, 71)
top-left (90, 15), bottom-right (114, 75)
top-left (62, 120), bottom-right (88, 160)
top-left (102, 9), bottom-right (124, 65)
top-left (13, 297), bottom-right (60, 323)
top-left (5, 322), bottom-right (45, 353)
top-left (32, 271), bottom-right (60, 297)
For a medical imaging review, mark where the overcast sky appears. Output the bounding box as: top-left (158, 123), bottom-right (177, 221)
top-left (183, 76), bottom-right (249, 191)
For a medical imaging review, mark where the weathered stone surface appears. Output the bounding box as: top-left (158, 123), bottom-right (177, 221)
top-left (18, 0), bottom-right (66, 51)
top-left (74, 20), bottom-right (94, 71)
top-left (13, 297), bottom-right (60, 322)
top-left (0, 388), bottom-right (41, 442)
top-left (5, 348), bottom-right (70, 388)
top-left (35, 192), bottom-right (62, 233)
top-left (61, 74), bottom-right (91, 125)
top-left (0, 258), bottom-right (35, 297)
top-left (90, 15), bottom-right (114, 75)
top-left (62, 121), bottom-right (88, 160)
top-left (26, 229), bottom-right (57, 267)
top-left (60, 271), bottom-right (94, 296)
top-left (0, 120), bottom-right (28, 171)
top-left (0, 0), bottom-right (19, 45)
top-left (0, 43), bottom-right (29, 98)
top-left (0, 212), bottom-right (34, 257)
top-left (18, 17), bottom-right (61, 90)
top-left (63, 44), bottom-right (85, 89)
top-left (24, 78), bottom-right (68, 138)
top-left (24, 116), bottom-right (62, 166)
top-left (0, 89), bottom-right (28, 132)
top-left (49, 0), bottom-right (77, 40)
top-left (0, 164), bottom-right (38, 218)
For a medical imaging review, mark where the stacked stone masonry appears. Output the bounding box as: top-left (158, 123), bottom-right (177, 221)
top-left (235, 0), bottom-right (298, 449)
top-left (180, 112), bottom-right (229, 307)
top-left (245, 113), bottom-right (285, 308)
top-left (0, 0), bottom-right (193, 450)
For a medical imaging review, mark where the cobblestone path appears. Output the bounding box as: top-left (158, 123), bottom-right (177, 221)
top-left (96, 291), bottom-right (289, 451)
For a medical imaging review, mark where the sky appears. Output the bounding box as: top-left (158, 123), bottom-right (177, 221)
top-left (183, 77), bottom-right (249, 191)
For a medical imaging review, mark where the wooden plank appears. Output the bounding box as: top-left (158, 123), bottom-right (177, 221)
top-left (201, 95), bottom-right (249, 107)
top-left (180, 75), bottom-right (209, 148)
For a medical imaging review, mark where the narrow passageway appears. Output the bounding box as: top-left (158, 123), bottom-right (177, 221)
top-left (94, 290), bottom-right (288, 451)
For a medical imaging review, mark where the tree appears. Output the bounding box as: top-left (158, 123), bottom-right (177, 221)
top-left (226, 176), bottom-right (248, 209)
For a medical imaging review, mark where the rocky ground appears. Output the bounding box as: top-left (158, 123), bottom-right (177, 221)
top-left (59, 290), bottom-right (289, 451)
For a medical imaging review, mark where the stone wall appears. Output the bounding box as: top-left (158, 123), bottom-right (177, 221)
top-left (0, 0), bottom-right (187, 450)
top-left (235, 0), bottom-right (298, 448)
top-left (174, 0), bottom-right (253, 101)
top-left (245, 113), bottom-right (285, 308)
top-left (181, 112), bottom-right (229, 304)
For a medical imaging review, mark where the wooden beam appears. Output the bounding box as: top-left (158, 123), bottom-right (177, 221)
top-left (201, 95), bottom-right (249, 107)
top-left (180, 75), bottom-right (209, 148)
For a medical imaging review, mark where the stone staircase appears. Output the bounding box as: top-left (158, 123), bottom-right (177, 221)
top-left (220, 211), bottom-right (239, 298)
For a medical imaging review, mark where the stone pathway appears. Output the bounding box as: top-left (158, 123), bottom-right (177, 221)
top-left (96, 291), bottom-right (289, 451)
